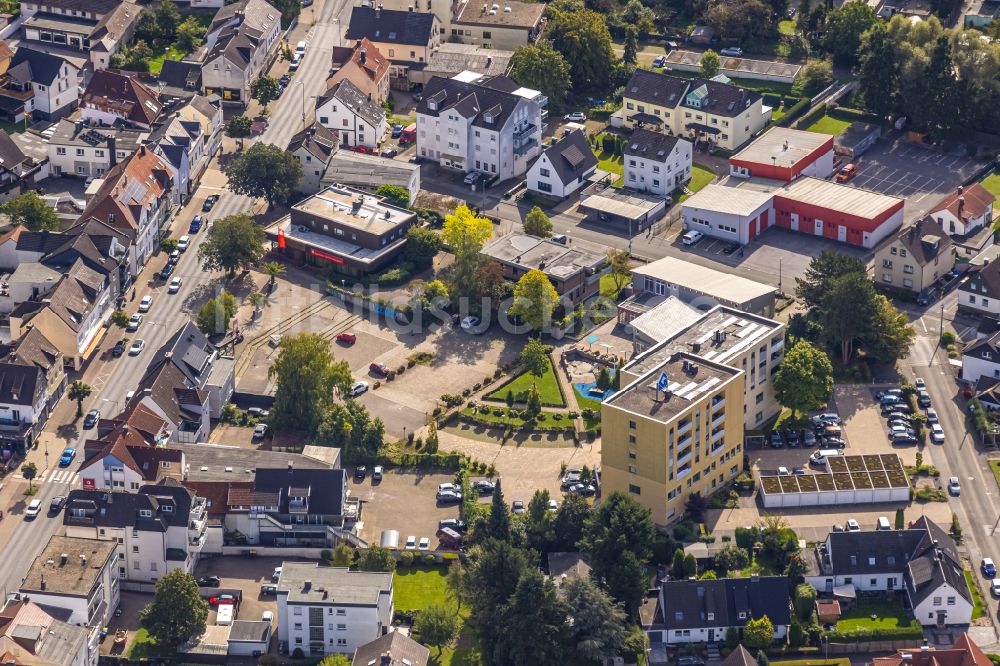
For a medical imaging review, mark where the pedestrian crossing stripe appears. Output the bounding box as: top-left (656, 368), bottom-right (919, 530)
top-left (47, 469), bottom-right (79, 485)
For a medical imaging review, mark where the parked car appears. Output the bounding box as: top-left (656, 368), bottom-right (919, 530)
top-left (127, 313), bottom-right (143, 331)
top-left (917, 390), bottom-right (931, 408)
top-left (846, 519), bottom-right (861, 532)
top-left (811, 413), bottom-right (842, 426)
top-left (836, 163), bottom-right (858, 183)
top-left (769, 431), bottom-right (783, 448)
top-left (915, 377), bottom-right (926, 390)
top-left (210, 595), bottom-right (236, 605)
top-left (472, 479), bottom-right (495, 494)
top-left (58, 448), bottom-right (75, 466)
top-left (926, 408), bottom-right (939, 424)
top-left (567, 483), bottom-right (597, 495)
top-left (460, 316), bottom-right (481, 332)
top-left (391, 124), bottom-right (404, 138)
top-left (777, 466), bottom-right (790, 476)
top-left (801, 430), bottom-right (817, 446)
top-left (652, 55), bottom-right (665, 68)
top-left (279, 74), bottom-right (291, 87)
top-left (138, 295), bottom-right (153, 312)
top-left (83, 409), bottom-right (100, 428)
top-left (983, 558), bottom-right (997, 577)
top-left (930, 424), bottom-right (945, 443)
top-left (382, 148), bottom-right (398, 158)
top-left (463, 171), bottom-right (481, 185)
top-left (198, 576), bottom-right (221, 587)
top-left (129, 339), bottom-right (145, 355)
top-left (992, 579), bottom-right (1000, 597)
top-left (295, 40), bottom-right (306, 56)
top-left (564, 111), bottom-right (586, 122)
top-left (354, 466), bottom-right (367, 481)
top-left (890, 432), bottom-right (917, 445)
top-left (404, 535), bottom-right (417, 551)
top-left (350, 381), bottom-right (369, 397)
top-left (262, 611), bottom-right (274, 623)
top-left (168, 277), bottom-right (183, 293)
top-left (436, 490), bottom-right (462, 503)
top-left (272, 566), bottom-right (282, 581)
top-left (418, 537), bottom-right (430, 551)
top-left (512, 500), bottom-right (525, 514)
top-left (547, 499), bottom-right (558, 511)
top-left (720, 47), bottom-right (743, 56)
top-left (202, 194), bottom-right (219, 212)
top-left (49, 495), bottom-right (66, 513)
top-left (112, 339), bottom-right (126, 357)
top-left (260, 584), bottom-right (278, 595)
top-left (439, 518), bottom-right (467, 533)
top-left (876, 388), bottom-right (903, 400)
top-left (373, 466), bottom-right (383, 482)
top-left (948, 476), bottom-right (961, 496)
top-left (783, 429), bottom-right (799, 447)
top-left (177, 235), bottom-right (190, 251)
top-left (369, 362), bottom-right (389, 376)
top-left (682, 229), bottom-right (704, 245)
top-left (253, 423), bottom-right (269, 439)
top-left (336, 331), bottom-right (357, 344)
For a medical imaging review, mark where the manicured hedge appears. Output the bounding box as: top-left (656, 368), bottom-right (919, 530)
top-left (823, 626), bottom-right (924, 643)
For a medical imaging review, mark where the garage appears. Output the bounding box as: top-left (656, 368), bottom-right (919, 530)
top-left (228, 620), bottom-right (272, 657)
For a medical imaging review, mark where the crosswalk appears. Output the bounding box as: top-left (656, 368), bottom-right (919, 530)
top-left (11, 469), bottom-right (79, 486)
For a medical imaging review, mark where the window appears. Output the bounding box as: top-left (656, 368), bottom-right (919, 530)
top-left (947, 596), bottom-right (956, 605)
top-left (882, 273), bottom-right (892, 283)
top-left (755, 392), bottom-right (764, 404)
top-left (337, 639), bottom-right (348, 646)
top-left (150, 562), bottom-right (157, 571)
top-left (628, 484), bottom-right (641, 495)
top-left (900, 249), bottom-right (907, 257)
top-left (536, 181), bottom-right (552, 193)
top-left (628, 465), bottom-right (637, 474)
top-left (337, 624), bottom-right (346, 630)
top-left (870, 578), bottom-right (877, 586)
top-left (891, 247), bottom-right (897, 255)
top-left (539, 168), bottom-right (550, 177)
top-left (319, 116), bottom-right (328, 124)
top-left (294, 607), bottom-right (303, 616)
top-left (933, 597), bottom-right (942, 606)
top-left (133, 560), bottom-right (139, 569)
top-left (132, 545), bottom-right (139, 553)
top-left (903, 265), bottom-right (914, 274)
top-left (903, 279), bottom-right (913, 288)
top-left (628, 435), bottom-right (636, 444)
top-left (628, 451), bottom-right (637, 459)
top-left (483, 31), bottom-right (491, 38)
top-left (882, 259), bottom-right (893, 268)
top-left (629, 420), bottom-right (637, 429)
top-left (336, 609), bottom-right (346, 616)
top-left (56, 147), bottom-right (66, 155)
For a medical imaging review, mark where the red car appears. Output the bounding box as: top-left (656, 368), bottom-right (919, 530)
top-left (336, 331), bottom-right (357, 344)
top-left (369, 362), bottom-right (389, 377)
top-left (835, 163), bottom-right (857, 183)
top-left (351, 145), bottom-right (380, 156)
top-left (210, 595), bottom-right (236, 605)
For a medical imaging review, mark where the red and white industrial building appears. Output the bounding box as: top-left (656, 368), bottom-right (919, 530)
top-left (682, 127), bottom-right (904, 249)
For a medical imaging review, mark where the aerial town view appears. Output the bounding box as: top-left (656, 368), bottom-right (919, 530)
top-left (0, 0), bottom-right (999, 663)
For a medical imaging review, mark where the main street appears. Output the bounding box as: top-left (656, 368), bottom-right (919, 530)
top-left (0, 0), bottom-right (348, 599)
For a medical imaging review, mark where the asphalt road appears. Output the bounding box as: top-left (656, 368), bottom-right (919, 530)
top-left (0, 0), bottom-right (350, 601)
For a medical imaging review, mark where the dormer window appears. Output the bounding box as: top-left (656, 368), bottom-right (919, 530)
top-left (738, 611), bottom-right (747, 620)
top-left (484, 112), bottom-right (493, 123)
top-left (139, 509), bottom-right (152, 517)
top-left (162, 505), bottom-right (173, 513)
top-left (428, 100), bottom-right (437, 111)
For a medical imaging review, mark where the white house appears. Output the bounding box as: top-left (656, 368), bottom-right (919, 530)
top-left (276, 564), bottom-right (393, 658)
top-left (526, 129), bottom-right (597, 199)
top-left (47, 119), bottom-right (145, 180)
top-left (63, 482), bottom-right (208, 583)
top-left (288, 124), bottom-right (339, 193)
top-left (202, 0), bottom-right (282, 105)
top-left (316, 80), bottom-right (387, 149)
top-left (624, 128), bottom-right (693, 197)
top-left (961, 329), bottom-right (1000, 384)
top-left (958, 259), bottom-right (1000, 318)
top-left (153, 115), bottom-right (209, 204)
top-left (929, 184), bottom-right (996, 238)
top-left (8, 48), bottom-right (81, 121)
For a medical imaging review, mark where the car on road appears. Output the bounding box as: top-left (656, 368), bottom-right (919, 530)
top-left (112, 339), bottom-right (126, 357)
top-left (948, 476), bottom-right (961, 496)
top-left (198, 576), bottom-right (221, 587)
top-left (382, 148), bottom-right (398, 158)
top-left (836, 163), bottom-right (858, 183)
top-left (189, 216), bottom-right (202, 233)
top-left (177, 235), bottom-right (190, 252)
top-left (202, 194), bottom-right (219, 212)
top-left (127, 313), bottom-right (143, 331)
top-left (460, 315), bottom-right (481, 332)
top-left (926, 408), bottom-right (939, 424)
top-left (373, 465), bottom-right (383, 482)
top-left (564, 111), bottom-right (586, 122)
top-left (369, 362), bottom-right (389, 376)
top-left (160, 263), bottom-right (176, 281)
top-left (439, 518), bottom-right (467, 532)
top-left (129, 339), bottom-right (145, 355)
top-left (681, 229), bottom-right (704, 245)
top-left (354, 466), bottom-right (367, 481)
top-left (168, 277), bottom-right (183, 293)
top-left (25, 499), bottom-right (42, 519)
top-left (984, 558), bottom-right (997, 577)
top-left (463, 171), bottom-right (481, 185)
top-left (917, 390), bottom-right (931, 408)
top-left (512, 500), bottom-right (525, 514)
top-left (436, 489), bottom-right (462, 503)
top-left (336, 331), bottom-right (357, 344)
top-left (391, 124), bottom-right (404, 138)
top-left (83, 409), bottom-right (100, 428)
top-left (930, 423), bottom-right (945, 443)
top-left (846, 519), bottom-right (861, 532)
top-left (138, 295), bottom-right (153, 312)
top-left (418, 537), bottom-right (430, 551)
top-left (59, 447), bottom-right (76, 466)
top-left (720, 47), bottom-right (743, 56)
top-left (915, 377), bottom-right (926, 390)
top-left (992, 579), bottom-right (1000, 597)
top-left (350, 381), bottom-right (369, 397)
top-left (49, 496), bottom-right (66, 513)
top-left (405, 535), bottom-right (417, 550)
top-left (253, 423), bottom-right (269, 439)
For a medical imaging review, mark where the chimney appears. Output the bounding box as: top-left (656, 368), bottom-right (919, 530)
top-left (108, 136), bottom-right (117, 167)
top-left (287, 461), bottom-right (294, 474)
top-left (921, 645), bottom-right (930, 653)
top-left (360, 47), bottom-right (367, 64)
top-left (139, 145), bottom-right (146, 157)
top-left (60, 553), bottom-right (68, 566)
top-left (80, 554), bottom-right (87, 566)
top-left (303, 580), bottom-right (312, 591)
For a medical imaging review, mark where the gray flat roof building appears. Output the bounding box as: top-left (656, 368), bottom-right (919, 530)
top-left (277, 564), bottom-right (392, 605)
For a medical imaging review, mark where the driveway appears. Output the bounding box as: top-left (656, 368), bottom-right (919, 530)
top-left (352, 469), bottom-right (461, 549)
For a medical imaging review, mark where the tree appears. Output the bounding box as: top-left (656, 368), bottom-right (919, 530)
top-left (476, 260), bottom-right (510, 303)
top-left (596, 366), bottom-right (612, 391)
top-left (330, 544), bottom-right (354, 567)
top-left (509, 41), bottom-right (573, 109)
top-left (793, 583), bottom-right (817, 621)
top-left (743, 615), bottom-right (775, 649)
top-left (251, 76), bottom-right (282, 109)
top-left (136, 1), bottom-right (181, 43)
top-left (68, 381), bottom-right (92, 418)
top-left (581, 491), bottom-right (656, 615)
top-left (509, 269), bottom-right (559, 331)
top-left (271, 0), bottom-right (302, 24)
top-left (623, 25), bottom-right (639, 66)
top-left (705, 0), bottom-right (773, 41)
top-left (161, 238), bottom-right (178, 253)
top-left (139, 570), bottom-right (209, 650)
top-left (0, 191), bottom-right (59, 231)
top-left (822, 2), bottom-right (877, 65)
top-left (866, 293), bottom-right (916, 362)
top-left (111, 309), bottom-right (130, 328)
top-left (699, 49), bottom-right (721, 79)
top-left (175, 15), bottom-right (207, 52)
top-left (607, 249), bottom-right (631, 296)
top-left (110, 40), bottom-right (154, 72)
top-left (356, 545), bottom-right (396, 572)
top-left (822, 272), bottom-right (877, 363)
top-left (523, 206), bottom-right (553, 237)
top-left (485, 479), bottom-right (510, 541)
top-left (621, 0), bottom-right (655, 36)
top-left (269, 332), bottom-right (353, 433)
top-left (525, 382), bottom-right (542, 417)
top-left (492, 570), bottom-right (568, 666)
top-left (547, 10), bottom-right (615, 93)
top-left (424, 420), bottom-right (439, 453)
top-left (404, 225), bottom-right (443, 269)
top-left (442, 205), bottom-right (493, 298)
top-left (318, 656), bottom-right (352, 666)
top-left (465, 539), bottom-right (535, 656)
top-left (415, 604), bottom-right (458, 655)
top-left (563, 575), bottom-right (628, 661)
top-left (446, 561), bottom-right (467, 613)
top-left (895, 507), bottom-right (905, 529)
top-left (196, 290), bottom-right (238, 335)
top-left (797, 59), bottom-right (833, 95)
top-left (315, 401), bottom-right (385, 461)
top-left (247, 291), bottom-right (267, 317)
top-left (683, 553), bottom-right (698, 578)
top-left (520, 338), bottom-right (550, 377)
top-left (552, 493), bottom-right (590, 550)
top-left (226, 143), bottom-right (302, 207)
top-left (225, 115), bottom-right (253, 143)
top-left (685, 491), bottom-right (707, 521)
top-left (672, 549), bottom-right (687, 578)
top-left (795, 250), bottom-right (867, 310)
top-left (197, 213), bottom-right (266, 276)
top-left (375, 184), bottom-right (409, 208)
top-left (20, 462), bottom-right (37, 491)
top-left (715, 543), bottom-right (750, 573)
top-left (773, 340), bottom-right (833, 417)
top-left (858, 23), bottom-right (901, 119)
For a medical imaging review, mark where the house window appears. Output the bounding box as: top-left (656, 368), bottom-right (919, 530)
top-left (738, 612), bottom-right (747, 620)
top-left (76, 148), bottom-right (84, 156)
top-left (882, 274), bottom-right (892, 283)
top-left (539, 168), bottom-right (550, 177)
top-left (900, 249), bottom-right (907, 257)
top-left (320, 117), bottom-right (328, 124)
top-left (132, 546), bottom-right (139, 553)
top-left (336, 609), bottom-right (346, 616)
top-left (948, 597), bottom-right (956, 605)
top-left (337, 624), bottom-right (346, 630)
top-left (337, 639), bottom-right (348, 646)
top-left (933, 597), bottom-right (942, 606)
top-left (903, 279), bottom-right (913, 288)
top-left (629, 420), bottom-right (636, 429)
top-left (536, 181), bottom-right (552, 193)
top-left (628, 484), bottom-right (640, 495)
top-left (56, 147), bottom-right (66, 155)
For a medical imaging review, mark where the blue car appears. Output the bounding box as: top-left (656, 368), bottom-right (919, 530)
top-left (59, 447), bottom-right (76, 466)
top-left (652, 55), bottom-right (665, 68)
top-left (391, 123), bottom-right (403, 138)
top-left (189, 215), bottom-right (202, 233)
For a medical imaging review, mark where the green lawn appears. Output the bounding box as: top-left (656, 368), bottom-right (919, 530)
top-left (485, 361), bottom-right (566, 407)
top-left (148, 44), bottom-right (186, 76)
top-left (593, 133), bottom-right (623, 176)
top-left (835, 599), bottom-right (914, 632)
top-left (981, 171), bottom-right (1000, 199)
top-left (806, 114), bottom-right (853, 136)
top-left (990, 460), bottom-right (1000, 491)
top-left (127, 628), bottom-right (163, 660)
top-left (778, 19), bottom-right (797, 35)
top-left (600, 273), bottom-right (627, 300)
top-left (395, 565), bottom-right (477, 666)
top-left (677, 164), bottom-right (716, 203)
top-left (965, 570), bottom-right (986, 620)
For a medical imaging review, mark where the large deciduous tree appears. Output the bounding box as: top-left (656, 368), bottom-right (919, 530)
top-left (414, 604), bottom-right (457, 655)
top-left (251, 76), bottom-right (282, 109)
top-left (404, 225), bottom-right (442, 269)
top-left (140, 570), bottom-right (209, 650)
top-left (195, 290), bottom-right (238, 335)
top-left (773, 340), bottom-right (833, 417)
top-left (866, 293), bottom-right (916, 363)
top-left (175, 16), bottom-right (207, 51)
top-left (523, 206), bottom-right (553, 238)
top-left (0, 191), bottom-right (59, 231)
top-left (356, 545), bottom-right (396, 572)
top-left (492, 570), bottom-right (568, 666)
top-left (197, 213), bottom-right (266, 276)
top-left (509, 269), bottom-right (559, 331)
top-left (268, 332), bottom-right (352, 433)
top-left (226, 143), bottom-right (302, 206)
top-left (822, 1), bottom-right (877, 65)
top-left (519, 337), bottom-right (550, 377)
top-left (510, 41), bottom-right (572, 109)
top-left (699, 49), bottom-right (721, 79)
top-left (442, 205), bottom-right (493, 298)
top-left (562, 576), bottom-right (628, 660)
top-left (821, 272), bottom-right (877, 363)
top-left (858, 22), bottom-right (901, 119)
top-left (547, 9), bottom-right (615, 93)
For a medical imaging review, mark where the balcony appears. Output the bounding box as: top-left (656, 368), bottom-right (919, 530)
top-left (676, 450), bottom-right (692, 466)
top-left (677, 433), bottom-right (692, 449)
top-left (513, 138), bottom-right (538, 155)
top-left (711, 411), bottom-right (725, 428)
top-left (771, 351), bottom-right (782, 361)
top-left (677, 466), bottom-right (691, 481)
top-left (513, 122), bottom-right (537, 140)
top-left (771, 338), bottom-right (784, 351)
top-left (711, 396), bottom-right (725, 409)
top-left (711, 428), bottom-right (725, 444)
top-left (677, 420), bottom-right (693, 436)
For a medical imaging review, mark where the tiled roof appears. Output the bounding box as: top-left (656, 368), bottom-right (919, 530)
top-left (288, 124), bottom-right (338, 162)
top-left (9, 47), bottom-right (77, 87)
top-left (417, 74), bottom-right (528, 131)
top-left (82, 70), bottom-right (161, 127)
top-left (80, 146), bottom-right (172, 235)
top-left (345, 6), bottom-right (435, 47)
top-left (535, 129), bottom-right (597, 187)
top-left (338, 38), bottom-right (390, 85)
top-left (931, 183), bottom-right (995, 223)
top-left (887, 216), bottom-right (953, 267)
top-left (0, 362), bottom-right (41, 406)
top-left (320, 79), bottom-right (385, 128)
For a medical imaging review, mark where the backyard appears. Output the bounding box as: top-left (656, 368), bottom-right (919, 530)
top-left (395, 565), bottom-right (478, 665)
top-left (982, 171), bottom-right (1000, 199)
top-left (806, 114), bottom-right (852, 136)
top-left (834, 597), bottom-right (921, 638)
top-left (677, 164), bottom-right (717, 203)
top-left (149, 44), bottom-right (186, 76)
top-left (485, 362), bottom-right (566, 407)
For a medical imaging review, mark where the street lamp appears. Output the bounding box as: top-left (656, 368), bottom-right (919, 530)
top-left (296, 81), bottom-right (305, 123)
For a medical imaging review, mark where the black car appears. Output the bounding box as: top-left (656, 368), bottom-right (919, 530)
top-left (438, 518), bottom-right (468, 533)
top-left (111, 339), bottom-right (126, 357)
top-left (354, 466), bottom-right (367, 481)
top-left (83, 409), bottom-right (100, 429)
top-left (382, 148), bottom-right (398, 158)
top-left (202, 194), bottom-right (219, 212)
top-left (783, 429), bottom-right (800, 447)
top-left (197, 576), bottom-right (221, 587)
top-left (279, 75), bottom-right (291, 87)
top-left (472, 480), bottom-right (496, 495)
top-left (49, 495), bottom-right (66, 513)
top-left (768, 431), bottom-right (783, 448)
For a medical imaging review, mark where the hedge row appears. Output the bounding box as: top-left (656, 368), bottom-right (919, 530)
top-left (823, 626), bottom-right (924, 643)
top-left (828, 106), bottom-right (883, 125)
top-left (459, 411), bottom-right (575, 433)
top-left (791, 101), bottom-right (826, 130)
top-left (381, 452), bottom-right (465, 469)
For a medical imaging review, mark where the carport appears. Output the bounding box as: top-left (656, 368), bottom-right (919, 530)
top-left (579, 184), bottom-right (666, 230)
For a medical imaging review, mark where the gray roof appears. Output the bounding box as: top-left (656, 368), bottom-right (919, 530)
top-left (536, 129), bottom-right (597, 187)
top-left (0, 362), bottom-right (43, 407)
top-left (254, 467), bottom-right (346, 516)
top-left (424, 43), bottom-right (513, 78)
top-left (288, 124), bottom-right (338, 162)
top-left (206, 0), bottom-right (280, 71)
top-left (228, 620), bottom-right (271, 643)
top-left (660, 576), bottom-right (791, 631)
top-left (20, 535), bottom-right (117, 598)
top-left (887, 216), bottom-right (953, 267)
top-left (277, 564), bottom-right (392, 606)
top-left (480, 231), bottom-right (605, 282)
top-left (63, 481), bottom-right (194, 532)
top-left (417, 74), bottom-right (528, 132)
top-left (171, 441), bottom-right (332, 482)
top-left (49, 118), bottom-right (145, 151)
top-left (623, 70), bottom-right (762, 118)
top-left (148, 321), bottom-right (217, 386)
top-left (345, 6), bottom-right (435, 48)
top-left (628, 295), bottom-right (702, 345)
top-left (10, 47), bottom-right (78, 86)
top-left (322, 151), bottom-right (418, 192)
top-left (319, 79), bottom-right (385, 129)
top-left (352, 632), bottom-right (430, 666)
top-left (625, 127), bottom-right (683, 161)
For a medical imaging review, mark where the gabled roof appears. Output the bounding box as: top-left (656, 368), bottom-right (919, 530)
top-left (135, 360), bottom-right (208, 427)
top-left (886, 216), bottom-right (953, 267)
top-left (345, 6), bottom-right (436, 48)
top-left (80, 146), bottom-right (173, 235)
top-left (659, 575), bottom-right (791, 630)
top-left (0, 327), bottom-right (61, 375)
top-left (148, 321), bottom-right (217, 387)
top-left (961, 258), bottom-right (1000, 299)
top-left (623, 69), bottom-right (690, 108)
top-left (622, 69), bottom-right (762, 118)
top-left (63, 482), bottom-right (194, 532)
top-left (931, 183), bottom-right (995, 223)
top-left (624, 127), bottom-right (683, 161)
top-left (288, 124), bottom-right (338, 163)
top-left (535, 129), bottom-right (597, 186)
top-left (206, 0), bottom-right (280, 71)
top-left (29, 0), bottom-right (120, 14)
top-left (158, 59), bottom-right (203, 94)
top-left (19, 260), bottom-right (106, 334)
top-left (82, 70), bottom-right (161, 127)
top-left (416, 74), bottom-right (529, 132)
top-left (90, 1), bottom-right (141, 52)
top-left (0, 131), bottom-right (29, 176)
top-left (720, 645), bottom-right (757, 666)
top-left (9, 48), bottom-right (77, 87)
top-left (334, 38), bottom-right (390, 86)
top-left (319, 79), bottom-right (385, 128)
top-left (351, 632), bottom-right (430, 666)
top-left (904, 517), bottom-right (971, 607)
top-left (963, 328), bottom-right (1000, 364)
top-left (0, 362), bottom-right (41, 406)
top-left (872, 629), bottom-right (990, 666)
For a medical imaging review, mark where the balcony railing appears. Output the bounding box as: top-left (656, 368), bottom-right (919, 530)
top-left (678, 420), bottom-right (693, 436)
top-left (711, 396), bottom-right (725, 409)
top-left (513, 138), bottom-right (538, 155)
top-left (772, 338), bottom-right (784, 351)
top-left (711, 429), bottom-right (725, 444)
top-left (677, 466), bottom-right (691, 480)
top-left (677, 433), bottom-right (692, 449)
top-left (676, 450), bottom-right (692, 466)
top-left (711, 412), bottom-right (725, 428)
top-left (513, 123), bottom-right (536, 140)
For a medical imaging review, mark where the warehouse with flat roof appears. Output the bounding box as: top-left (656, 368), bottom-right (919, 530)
top-left (729, 127), bottom-right (834, 183)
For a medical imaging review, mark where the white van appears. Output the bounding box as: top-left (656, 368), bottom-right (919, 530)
top-left (876, 516), bottom-right (891, 531)
top-left (810, 449), bottom-right (841, 465)
top-left (295, 41), bottom-right (306, 56)
top-left (216, 604), bottom-right (234, 626)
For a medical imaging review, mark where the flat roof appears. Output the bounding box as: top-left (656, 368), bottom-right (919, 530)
top-left (480, 232), bottom-right (605, 280)
top-left (626, 305), bottom-right (783, 377)
top-left (171, 442), bottom-right (332, 482)
top-left (277, 563), bottom-right (392, 605)
top-left (455, 0), bottom-right (545, 28)
top-left (776, 177), bottom-right (903, 219)
top-left (680, 183), bottom-right (773, 216)
top-left (633, 257), bottom-right (776, 304)
top-left (293, 185), bottom-right (414, 236)
top-left (605, 351), bottom-right (741, 423)
top-left (20, 536), bottom-right (117, 598)
top-left (664, 50), bottom-right (802, 80)
top-left (732, 127), bottom-right (832, 168)
top-left (628, 295), bottom-right (702, 343)
top-left (581, 185), bottom-right (664, 220)
top-left (266, 215), bottom-right (405, 265)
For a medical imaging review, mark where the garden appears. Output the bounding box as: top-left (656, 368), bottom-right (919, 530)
top-left (394, 563), bottom-right (478, 665)
top-left (827, 596), bottom-right (923, 642)
top-left (484, 361), bottom-right (566, 407)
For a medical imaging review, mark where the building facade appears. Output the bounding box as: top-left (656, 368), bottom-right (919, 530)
top-left (624, 128), bottom-right (693, 197)
top-left (315, 79), bottom-right (387, 149)
top-left (874, 217), bottom-right (955, 296)
top-left (526, 129), bottom-right (597, 199)
top-left (202, 0), bottom-right (282, 105)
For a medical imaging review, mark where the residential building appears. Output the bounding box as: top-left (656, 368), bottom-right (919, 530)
top-left (147, 321), bottom-right (235, 419)
top-left (618, 70), bottom-right (768, 151)
top-left (352, 632), bottom-right (430, 666)
top-left (623, 256), bottom-right (776, 317)
top-left (329, 38), bottom-right (390, 105)
top-left (0, 325), bottom-right (66, 413)
top-left (276, 564), bottom-right (393, 658)
top-left (0, 129), bottom-right (42, 200)
top-left (959, 258), bottom-right (1000, 317)
top-left (80, 70), bottom-right (161, 130)
top-left (526, 129), bottom-right (598, 199)
top-left (202, 0), bottom-right (282, 105)
top-left (0, 597), bottom-right (92, 666)
top-left (20, 0), bottom-right (140, 71)
top-left (0, 261), bottom-right (62, 314)
top-left (416, 73), bottom-right (544, 180)
top-left (176, 95), bottom-right (224, 159)
top-left (961, 328), bottom-right (1000, 383)
top-left (79, 145), bottom-right (174, 273)
top-left (621, 305), bottom-right (785, 428)
top-left (8, 47), bottom-right (81, 121)
top-left (321, 151), bottom-right (421, 204)
top-left (872, 635), bottom-right (991, 666)
top-left (152, 114), bottom-right (206, 204)
top-left (601, 349), bottom-right (745, 525)
top-left (157, 59), bottom-right (204, 100)
top-left (264, 185), bottom-right (418, 276)
top-left (624, 296), bottom-right (702, 355)
top-left (681, 178), bottom-right (905, 248)
top-left (479, 231), bottom-right (606, 305)
top-left (646, 575), bottom-right (791, 644)
top-left (729, 127), bottom-right (834, 182)
top-left (289, 125), bottom-right (339, 194)
top-left (63, 481), bottom-right (208, 583)
top-left (450, 0), bottom-right (545, 50)
top-left (874, 216), bottom-right (955, 296)
top-left (804, 517), bottom-right (973, 627)
top-left (77, 404), bottom-right (176, 491)
top-left (132, 361), bottom-right (211, 443)
top-left (19, 535), bottom-right (119, 634)
top-left (316, 79), bottom-right (387, 149)
top-left (929, 184), bottom-right (996, 238)
top-left (0, 225), bottom-right (23, 270)
top-left (624, 128), bottom-right (693, 197)
top-left (344, 6), bottom-right (440, 83)
top-left (0, 361), bottom-right (46, 453)
top-left (47, 118), bottom-right (145, 180)
top-left (406, 43), bottom-right (513, 88)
